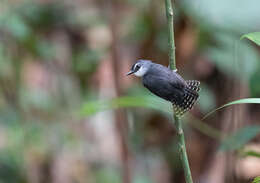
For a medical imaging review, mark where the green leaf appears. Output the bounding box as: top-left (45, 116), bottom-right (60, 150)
top-left (207, 34), bottom-right (259, 81)
top-left (81, 95), bottom-right (223, 140)
top-left (219, 125), bottom-right (260, 151)
top-left (81, 95), bottom-right (171, 116)
top-left (181, 0), bottom-right (260, 32)
top-left (241, 32), bottom-right (260, 46)
top-left (242, 150), bottom-right (260, 158)
top-left (252, 176), bottom-right (260, 183)
top-left (203, 98), bottom-right (260, 119)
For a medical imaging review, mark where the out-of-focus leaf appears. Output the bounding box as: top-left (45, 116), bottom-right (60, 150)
top-left (181, 0), bottom-right (260, 32)
top-left (95, 168), bottom-right (121, 183)
top-left (35, 40), bottom-right (55, 59)
top-left (1, 14), bottom-right (31, 41)
top-left (197, 85), bottom-right (216, 113)
top-left (81, 96), bottom-right (171, 116)
top-left (0, 151), bottom-right (25, 183)
top-left (127, 14), bottom-right (153, 43)
top-left (219, 125), bottom-right (260, 151)
top-left (187, 114), bottom-right (222, 140)
top-left (242, 150), bottom-right (260, 158)
top-left (0, 45), bottom-right (13, 77)
top-left (250, 71), bottom-right (260, 97)
top-left (19, 2), bottom-right (69, 29)
top-left (82, 96), bottom-right (224, 140)
top-left (203, 98), bottom-right (260, 119)
top-left (180, 0), bottom-right (260, 80)
top-left (207, 34), bottom-right (258, 81)
top-left (73, 49), bottom-right (101, 73)
top-left (19, 89), bottom-right (55, 113)
top-left (126, 0), bottom-right (150, 7)
top-left (252, 176), bottom-right (260, 183)
top-left (134, 176), bottom-right (152, 183)
top-left (241, 32), bottom-right (260, 46)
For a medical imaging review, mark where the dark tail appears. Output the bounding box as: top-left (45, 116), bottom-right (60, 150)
top-left (172, 80), bottom-right (200, 117)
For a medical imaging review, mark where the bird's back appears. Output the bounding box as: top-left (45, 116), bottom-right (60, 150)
top-left (142, 63), bottom-right (186, 102)
top-left (142, 63), bottom-right (200, 116)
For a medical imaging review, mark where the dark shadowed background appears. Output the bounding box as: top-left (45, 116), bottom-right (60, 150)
top-left (0, 0), bottom-right (260, 183)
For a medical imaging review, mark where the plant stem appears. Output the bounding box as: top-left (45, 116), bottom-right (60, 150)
top-left (164, 0), bottom-right (193, 183)
top-left (165, 0), bottom-right (176, 70)
top-left (175, 116), bottom-right (193, 183)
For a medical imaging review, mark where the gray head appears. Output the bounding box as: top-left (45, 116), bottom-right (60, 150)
top-left (126, 60), bottom-right (152, 77)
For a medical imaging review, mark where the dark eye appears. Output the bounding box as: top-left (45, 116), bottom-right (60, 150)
top-left (135, 65), bottom-right (140, 70)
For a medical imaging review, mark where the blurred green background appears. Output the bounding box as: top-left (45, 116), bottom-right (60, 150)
top-left (0, 0), bottom-right (260, 183)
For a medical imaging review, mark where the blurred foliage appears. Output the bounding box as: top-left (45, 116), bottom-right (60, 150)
top-left (219, 125), bottom-right (260, 151)
top-left (181, 0), bottom-right (260, 32)
top-left (181, 0), bottom-right (260, 83)
top-left (95, 168), bottom-right (121, 183)
top-left (203, 98), bottom-right (260, 119)
top-left (207, 36), bottom-right (258, 81)
top-left (252, 176), bottom-right (260, 183)
top-left (242, 150), bottom-right (260, 158)
top-left (0, 0), bottom-right (260, 182)
top-left (241, 32), bottom-right (260, 46)
top-left (81, 95), bottom-right (171, 116)
top-left (197, 84), bottom-right (216, 113)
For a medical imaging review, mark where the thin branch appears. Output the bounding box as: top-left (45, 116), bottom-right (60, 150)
top-left (164, 0), bottom-right (193, 183)
top-left (174, 116), bottom-right (193, 183)
top-left (165, 0), bottom-right (176, 70)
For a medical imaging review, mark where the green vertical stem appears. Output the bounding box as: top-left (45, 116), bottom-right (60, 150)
top-left (164, 0), bottom-right (193, 183)
top-left (174, 116), bottom-right (193, 183)
top-left (165, 0), bottom-right (176, 70)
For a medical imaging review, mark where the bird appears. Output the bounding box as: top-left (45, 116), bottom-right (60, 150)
top-left (126, 59), bottom-right (200, 117)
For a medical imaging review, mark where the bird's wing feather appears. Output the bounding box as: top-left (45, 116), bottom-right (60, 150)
top-left (143, 65), bottom-right (200, 117)
top-left (142, 73), bottom-right (185, 104)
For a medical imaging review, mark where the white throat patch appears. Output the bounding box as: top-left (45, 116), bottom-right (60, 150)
top-left (134, 66), bottom-right (147, 77)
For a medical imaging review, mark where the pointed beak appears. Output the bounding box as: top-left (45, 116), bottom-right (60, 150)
top-left (126, 70), bottom-right (134, 76)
